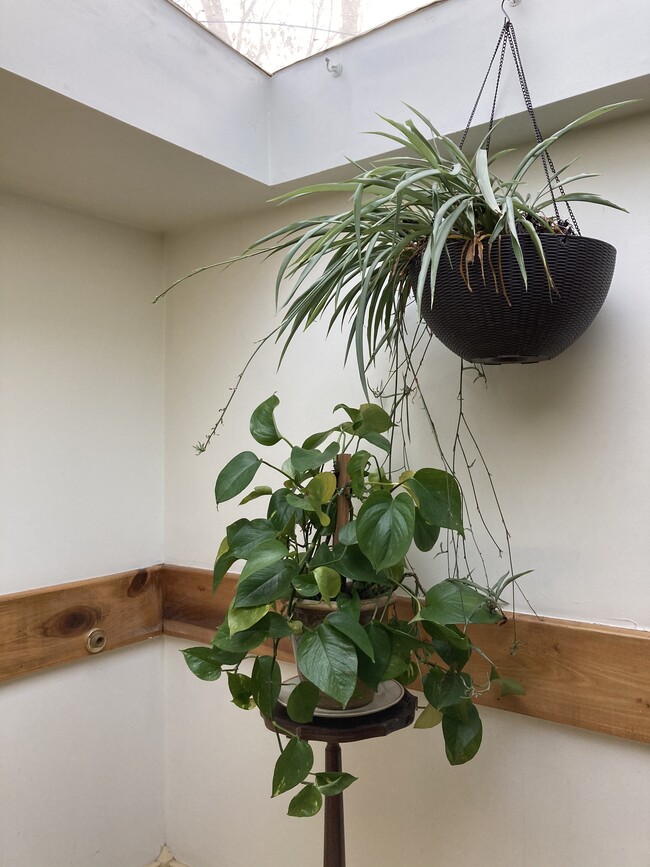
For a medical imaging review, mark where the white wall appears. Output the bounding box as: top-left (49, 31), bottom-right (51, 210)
top-left (0, 191), bottom-right (166, 866)
top-left (1, 642), bottom-right (165, 867)
top-left (269, 0), bottom-right (650, 183)
top-left (163, 112), bottom-right (650, 866)
top-left (164, 637), bottom-right (649, 867)
top-left (0, 191), bottom-right (165, 591)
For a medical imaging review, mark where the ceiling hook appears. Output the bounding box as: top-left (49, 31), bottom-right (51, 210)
top-left (325, 57), bottom-right (343, 78)
top-left (501, 0), bottom-right (521, 22)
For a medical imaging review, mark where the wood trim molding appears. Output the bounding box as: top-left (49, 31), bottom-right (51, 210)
top-left (161, 564), bottom-right (650, 745)
top-left (0, 566), bottom-right (163, 683)
top-left (2, 563), bottom-right (649, 746)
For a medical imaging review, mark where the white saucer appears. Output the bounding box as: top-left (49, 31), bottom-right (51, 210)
top-left (278, 676), bottom-right (404, 718)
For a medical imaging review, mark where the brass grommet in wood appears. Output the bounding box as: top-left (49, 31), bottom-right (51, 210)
top-left (85, 628), bottom-right (106, 654)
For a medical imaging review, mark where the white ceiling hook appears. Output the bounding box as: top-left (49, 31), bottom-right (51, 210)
top-left (325, 57), bottom-right (343, 78)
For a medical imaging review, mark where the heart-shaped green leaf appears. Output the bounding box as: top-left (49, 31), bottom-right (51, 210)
top-left (272, 737), bottom-right (314, 797)
top-left (442, 701), bottom-right (483, 765)
top-left (407, 469), bottom-right (463, 535)
top-left (215, 451), bottom-right (261, 504)
top-left (251, 655), bottom-right (281, 719)
top-left (290, 442), bottom-right (340, 474)
top-left (286, 681), bottom-right (320, 723)
top-left (249, 395), bottom-right (281, 446)
top-left (234, 561), bottom-right (297, 608)
top-left (413, 510), bottom-right (440, 552)
top-left (227, 601), bottom-right (269, 636)
top-left (326, 611), bottom-right (375, 660)
top-left (181, 646), bottom-right (245, 681)
top-left (421, 580), bottom-right (501, 625)
top-left (314, 772), bottom-right (357, 796)
top-left (423, 668), bottom-right (471, 710)
top-left (314, 566), bottom-right (341, 603)
top-left (347, 450), bottom-right (370, 497)
top-left (356, 491), bottom-right (415, 571)
top-left (414, 703), bottom-right (443, 729)
top-left (296, 622), bottom-right (358, 707)
top-left (287, 783), bottom-right (323, 817)
top-left (356, 622), bottom-right (392, 690)
top-left (227, 672), bottom-right (255, 709)
top-left (239, 485), bottom-right (273, 505)
top-left (239, 539), bottom-right (288, 582)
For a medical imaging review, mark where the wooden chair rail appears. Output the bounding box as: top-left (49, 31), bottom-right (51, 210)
top-left (1, 563), bottom-right (648, 745)
top-left (0, 566), bottom-right (163, 682)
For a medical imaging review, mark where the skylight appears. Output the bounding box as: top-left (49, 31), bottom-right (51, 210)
top-left (169, 0), bottom-right (442, 74)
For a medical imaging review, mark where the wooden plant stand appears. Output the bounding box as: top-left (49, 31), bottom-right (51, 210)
top-left (264, 690), bottom-right (417, 867)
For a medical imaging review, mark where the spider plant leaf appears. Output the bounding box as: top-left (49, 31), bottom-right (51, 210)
top-left (475, 149), bottom-right (500, 214)
top-left (377, 115), bottom-right (441, 168)
top-left (487, 147), bottom-right (517, 166)
top-left (518, 217), bottom-right (553, 289)
top-left (271, 182), bottom-right (359, 203)
top-left (535, 192), bottom-right (628, 212)
top-left (414, 236), bottom-right (432, 315)
top-left (504, 196), bottom-right (526, 290)
top-left (512, 101), bottom-right (635, 182)
top-left (430, 199), bottom-right (472, 296)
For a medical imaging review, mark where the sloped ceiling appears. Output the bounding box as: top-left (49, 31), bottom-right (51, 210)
top-left (1, 0), bottom-right (648, 232)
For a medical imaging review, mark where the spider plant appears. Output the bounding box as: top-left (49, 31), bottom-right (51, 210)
top-left (242, 102), bottom-right (627, 391)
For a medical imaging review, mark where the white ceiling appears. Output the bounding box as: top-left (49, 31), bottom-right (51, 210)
top-left (0, 70), bottom-right (270, 234)
top-left (1, 0), bottom-right (648, 234)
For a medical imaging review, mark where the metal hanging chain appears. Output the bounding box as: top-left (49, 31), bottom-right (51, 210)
top-left (459, 22), bottom-right (508, 151)
top-left (505, 23), bottom-right (580, 234)
top-left (459, 13), bottom-right (581, 235)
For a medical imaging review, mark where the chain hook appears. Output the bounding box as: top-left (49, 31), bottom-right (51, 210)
top-left (500, 0), bottom-right (520, 24)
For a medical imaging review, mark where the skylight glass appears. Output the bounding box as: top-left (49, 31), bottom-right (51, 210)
top-left (169, 0), bottom-right (442, 74)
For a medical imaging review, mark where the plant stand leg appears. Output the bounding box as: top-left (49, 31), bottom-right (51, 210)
top-left (323, 742), bottom-right (345, 867)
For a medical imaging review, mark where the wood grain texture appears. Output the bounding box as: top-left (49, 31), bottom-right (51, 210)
top-left (160, 565), bottom-right (650, 744)
top-left (0, 566), bottom-right (163, 682)
top-left (3, 562), bottom-right (649, 746)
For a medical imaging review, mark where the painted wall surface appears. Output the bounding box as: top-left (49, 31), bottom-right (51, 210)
top-left (0, 192), bottom-right (166, 866)
top-left (163, 112), bottom-right (650, 866)
top-left (0, 642), bottom-right (165, 867)
top-left (0, 191), bottom-right (165, 593)
top-left (270, 0), bottom-right (650, 183)
top-left (164, 636), bottom-right (649, 867)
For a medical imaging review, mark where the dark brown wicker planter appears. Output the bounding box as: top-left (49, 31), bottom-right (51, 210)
top-left (413, 234), bottom-right (616, 364)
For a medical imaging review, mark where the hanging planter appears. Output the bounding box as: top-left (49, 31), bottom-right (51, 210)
top-left (406, 10), bottom-right (621, 365)
top-left (414, 233), bottom-right (617, 363)
top-left (155, 6), bottom-right (631, 395)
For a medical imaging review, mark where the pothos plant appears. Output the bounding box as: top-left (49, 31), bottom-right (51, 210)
top-left (182, 395), bottom-right (524, 818)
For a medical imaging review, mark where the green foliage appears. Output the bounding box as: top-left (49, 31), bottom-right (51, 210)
top-left (286, 681), bottom-right (320, 723)
top-left (215, 451), bottom-right (261, 504)
top-left (287, 784), bottom-right (323, 818)
top-left (226, 103), bottom-right (629, 392)
top-left (187, 395), bottom-right (527, 816)
top-left (272, 738), bottom-right (314, 797)
top-left (250, 394), bottom-right (282, 446)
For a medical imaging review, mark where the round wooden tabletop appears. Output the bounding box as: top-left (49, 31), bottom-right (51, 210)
top-left (263, 688), bottom-right (417, 744)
